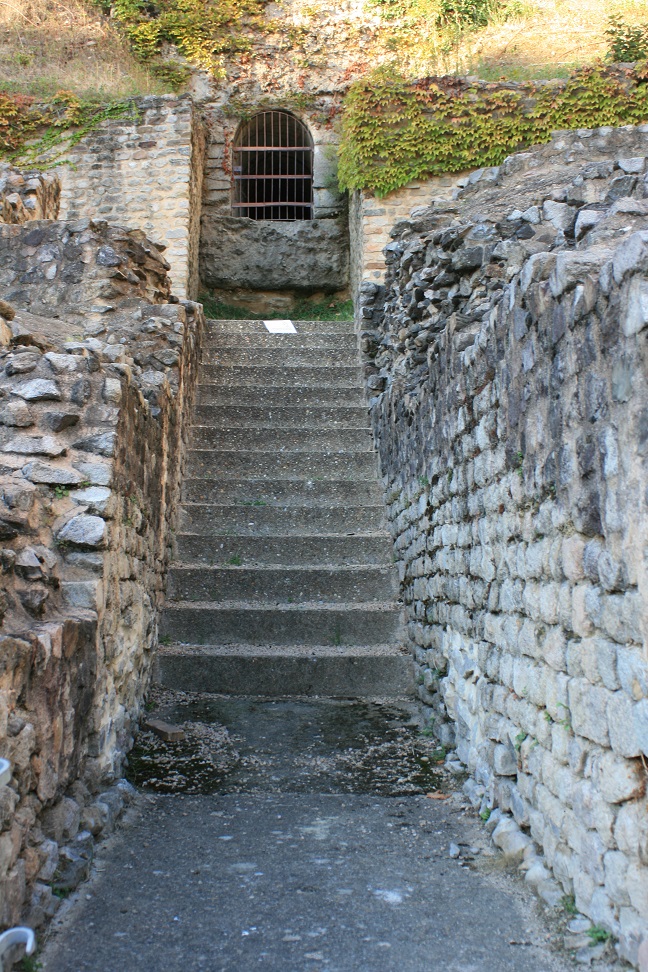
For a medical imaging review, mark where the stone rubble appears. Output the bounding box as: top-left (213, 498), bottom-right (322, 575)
top-left (360, 125), bottom-right (648, 967)
top-left (0, 217), bottom-right (204, 929)
top-left (0, 167), bottom-right (60, 226)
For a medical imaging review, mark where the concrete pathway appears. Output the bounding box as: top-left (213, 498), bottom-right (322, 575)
top-left (40, 695), bottom-right (572, 972)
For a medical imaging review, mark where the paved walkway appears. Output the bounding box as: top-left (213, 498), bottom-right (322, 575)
top-left (40, 695), bottom-right (572, 972)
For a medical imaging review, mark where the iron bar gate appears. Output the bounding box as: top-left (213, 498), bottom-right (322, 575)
top-left (232, 111), bottom-right (314, 221)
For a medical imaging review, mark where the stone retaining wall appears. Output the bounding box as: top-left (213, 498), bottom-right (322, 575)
top-left (362, 126), bottom-right (648, 965)
top-left (0, 219), bottom-right (203, 928)
top-left (58, 96), bottom-right (205, 300)
top-left (350, 175), bottom-right (465, 293)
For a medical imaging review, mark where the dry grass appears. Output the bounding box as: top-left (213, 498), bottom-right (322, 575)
top-left (369, 0), bottom-right (648, 79)
top-left (0, 0), bottom-right (167, 99)
top-left (468, 0), bottom-right (648, 79)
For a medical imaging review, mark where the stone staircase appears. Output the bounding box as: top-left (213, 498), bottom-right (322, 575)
top-left (157, 319), bottom-right (411, 698)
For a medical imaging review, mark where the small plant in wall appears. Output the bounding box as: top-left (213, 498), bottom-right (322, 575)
top-left (561, 894), bottom-right (577, 916)
top-left (555, 702), bottom-right (572, 733)
top-left (587, 925), bottom-right (614, 946)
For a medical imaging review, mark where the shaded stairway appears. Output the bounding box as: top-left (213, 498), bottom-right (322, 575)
top-left (157, 318), bottom-right (411, 697)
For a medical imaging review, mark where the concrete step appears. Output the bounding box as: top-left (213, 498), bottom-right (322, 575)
top-left (155, 645), bottom-right (413, 698)
top-left (167, 565), bottom-right (399, 604)
top-left (198, 366), bottom-right (361, 388)
top-left (186, 450), bottom-right (379, 480)
top-left (205, 319), bottom-right (354, 335)
top-left (182, 479), bottom-right (383, 507)
top-left (189, 426), bottom-right (374, 453)
top-left (159, 603), bottom-right (404, 647)
top-left (193, 405), bottom-right (370, 429)
top-left (177, 503), bottom-right (385, 536)
top-left (202, 348), bottom-right (358, 367)
top-left (196, 386), bottom-right (365, 407)
top-left (174, 533), bottom-right (395, 567)
top-left (205, 332), bottom-right (358, 350)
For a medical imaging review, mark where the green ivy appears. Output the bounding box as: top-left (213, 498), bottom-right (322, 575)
top-left (338, 62), bottom-right (648, 196)
top-left (92, 0), bottom-right (271, 78)
top-left (0, 92), bottom-right (135, 168)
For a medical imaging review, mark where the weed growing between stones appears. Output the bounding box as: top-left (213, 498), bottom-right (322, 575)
top-left (18, 958), bottom-right (43, 972)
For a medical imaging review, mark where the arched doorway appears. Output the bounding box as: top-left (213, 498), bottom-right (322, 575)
top-left (232, 110), bottom-right (314, 221)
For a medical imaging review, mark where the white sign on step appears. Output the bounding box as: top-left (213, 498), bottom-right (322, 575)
top-left (263, 320), bottom-right (296, 333)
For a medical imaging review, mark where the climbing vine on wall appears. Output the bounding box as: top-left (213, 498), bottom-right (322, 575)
top-left (93, 0), bottom-right (270, 78)
top-left (0, 92), bottom-right (134, 167)
top-left (338, 63), bottom-right (648, 196)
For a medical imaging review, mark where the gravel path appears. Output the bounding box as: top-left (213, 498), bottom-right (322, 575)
top-left (40, 695), bottom-right (575, 972)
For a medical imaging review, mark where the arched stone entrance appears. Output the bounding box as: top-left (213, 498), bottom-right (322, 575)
top-left (232, 110), bottom-right (314, 222)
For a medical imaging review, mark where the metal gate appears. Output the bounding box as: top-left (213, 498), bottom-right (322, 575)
top-left (232, 111), bottom-right (314, 221)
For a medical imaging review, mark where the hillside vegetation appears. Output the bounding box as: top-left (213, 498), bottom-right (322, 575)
top-left (363, 0), bottom-right (648, 79)
top-left (1, 0), bottom-right (648, 102)
top-left (1, 0), bottom-right (648, 173)
top-left (0, 0), bottom-right (166, 99)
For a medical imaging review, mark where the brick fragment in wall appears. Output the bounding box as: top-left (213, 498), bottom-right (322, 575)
top-left (362, 124), bottom-right (648, 967)
top-left (0, 214), bottom-right (205, 931)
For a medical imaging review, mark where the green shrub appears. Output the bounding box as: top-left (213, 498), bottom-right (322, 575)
top-left (606, 15), bottom-right (648, 63)
top-left (436, 0), bottom-right (496, 29)
top-left (92, 0), bottom-right (269, 77)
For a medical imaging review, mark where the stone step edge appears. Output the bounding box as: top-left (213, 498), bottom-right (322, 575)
top-left (168, 564), bottom-right (395, 573)
top-left (178, 502), bottom-right (384, 512)
top-left (183, 476), bottom-right (382, 490)
top-left (170, 563), bottom-right (396, 572)
top-left (187, 448), bottom-right (376, 457)
top-left (196, 386), bottom-right (365, 394)
top-left (174, 533), bottom-right (392, 545)
top-left (174, 531), bottom-right (393, 540)
top-left (157, 643), bottom-right (410, 657)
top-left (189, 425), bottom-right (373, 433)
top-left (162, 600), bottom-right (403, 612)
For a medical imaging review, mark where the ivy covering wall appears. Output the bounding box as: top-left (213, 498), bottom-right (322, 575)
top-left (338, 63), bottom-right (648, 196)
top-left (0, 93), bottom-right (133, 167)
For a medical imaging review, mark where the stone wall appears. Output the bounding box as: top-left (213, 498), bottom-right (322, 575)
top-left (199, 214), bottom-right (349, 295)
top-left (58, 96), bottom-right (205, 300)
top-left (0, 218), bottom-right (203, 928)
top-left (350, 176), bottom-right (465, 293)
top-left (361, 126), bottom-right (648, 965)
